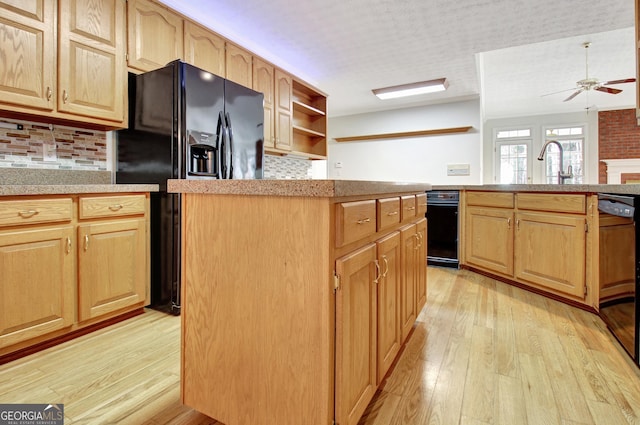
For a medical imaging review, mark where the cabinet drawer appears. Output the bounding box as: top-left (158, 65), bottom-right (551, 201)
top-left (79, 195), bottom-right (146, 219)
top-left (516, 193), bottom-right (586, 214)
top-left (336, 200), bottom-right (376, 247)
top-left (466, 191), bottom-right (514, 208)
top-left (0, 198), bottom-right (73, 227)
top-left (377, 197), bottom-right (400, 231)
top-left (415, 193), bottom-right (427, 216)
top-left (401, 195), bottom-right (416, 222)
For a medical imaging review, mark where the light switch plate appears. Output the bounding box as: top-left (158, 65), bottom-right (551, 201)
top-left (447, 163), bottom-right (470, 176)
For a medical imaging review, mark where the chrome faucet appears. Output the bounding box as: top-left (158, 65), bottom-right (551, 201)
top-left (537, 140), bottom-right (573, 184)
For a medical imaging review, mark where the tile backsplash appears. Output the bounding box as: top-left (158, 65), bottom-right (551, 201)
top-left (264, 154), bottom-right (312, 179)
top-left (0, 118), bottom-right (107, 170)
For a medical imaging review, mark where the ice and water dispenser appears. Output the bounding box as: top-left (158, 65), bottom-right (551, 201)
top-left (188, 130), bottom-right (217, 176)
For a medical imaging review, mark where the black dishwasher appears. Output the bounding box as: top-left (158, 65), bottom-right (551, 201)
top-left (598, 193), bottom-right (639, 366)
top-left (426, 190), bottom-right (459, 268)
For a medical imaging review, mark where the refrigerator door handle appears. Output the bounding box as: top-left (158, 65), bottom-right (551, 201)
top-left (225, 112), bottom-right (233, 179)
top-left (216, 111), bottom-right (226, 179)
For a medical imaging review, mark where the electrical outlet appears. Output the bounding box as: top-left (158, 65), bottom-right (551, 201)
top-left (43, 124), bottom-right (57, 161)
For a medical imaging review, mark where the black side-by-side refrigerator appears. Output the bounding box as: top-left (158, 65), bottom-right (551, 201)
top-left (116, 60), bottom-right (264, 314)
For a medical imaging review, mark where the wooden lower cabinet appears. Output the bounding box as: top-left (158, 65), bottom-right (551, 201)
top-left (514, 212), bottom-right (586, 298)
top-left (465, 206), bottom-right (514, 276)
top-left (0, 226), bottom-right (75, 348)
top-left (415, 218), bottom-right (427, 313)
top-left (0, 193), bottom-right (150, 360)
top-left (78, 219), bottom-right (147, 321)
top-left (335, 244), bottom-right (378, 425)
top-left (400, 223), bottom-right (418, 340)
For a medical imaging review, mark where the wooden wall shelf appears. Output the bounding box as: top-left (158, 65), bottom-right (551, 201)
top-left (334, 126), bottom-right (473, 142)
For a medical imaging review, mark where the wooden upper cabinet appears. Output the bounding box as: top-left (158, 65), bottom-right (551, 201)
top-left (253, 57), bottom-right (275, 148)
top-left (127, 0), bottom-right (183, 72)
top-left (225, 43), bottom-right (252, 87)
top-left (58, 0), bottom-right (126, 122)
top-left (0, 0), bottom-right (56, 111)
top-left (183, 21), bottom-right (225, 77)
top-left (275, 69), bottom-right (293, 150)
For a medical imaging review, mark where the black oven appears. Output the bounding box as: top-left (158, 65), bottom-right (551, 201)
top-left (426, 190), bottom-right (459, 268)
top-left (598, 193), bottom-right (639, 367)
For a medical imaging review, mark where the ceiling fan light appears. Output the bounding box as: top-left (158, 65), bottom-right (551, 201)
top-left (373, 78), bottom-right (448, 100)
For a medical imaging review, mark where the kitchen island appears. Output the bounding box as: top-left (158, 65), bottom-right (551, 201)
top-left (168, 179), bottom-right (431, 425)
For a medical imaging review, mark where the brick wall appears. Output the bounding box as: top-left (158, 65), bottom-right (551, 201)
top-left (598, 109), bottom-right (640, 183)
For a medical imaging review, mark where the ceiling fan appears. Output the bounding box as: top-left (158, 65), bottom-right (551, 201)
top-left (544, 42), bottom-right (635, 102)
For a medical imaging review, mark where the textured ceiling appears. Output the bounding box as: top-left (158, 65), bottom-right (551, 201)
top-left (160, 0), bottom-right (635, 119)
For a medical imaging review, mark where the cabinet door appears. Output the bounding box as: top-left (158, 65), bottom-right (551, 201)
top-left (376, 231), bottom-right (401, 385)
top-left (515, 212), bottom-right (586, 299)
top-left (415, 217), bottom-right (427, 314)
top-left (335, 243), bottom-right (377, 425)
top-left (274, 69), bottom-right (293, 151)
top-left (183, 21), bottom-right (225, 76)
top-left (77, 219), bottom-right (146, 321)
top-left (0, 226), bottom-right (74, 348)
top-left (225, 43), bottom-right (252, 87)
top-left (127, 0), bottom-right (183, 72)
top-left (0, 0), bottom-right (55, 110)
top-left (465, 206), bottom-right (514, 276)
top-left (253, 58), bottom-right (275, 148)
top-left (400, 223), bottom-right (417, 341)
top-left (58, 0), bottom-right (125, 122)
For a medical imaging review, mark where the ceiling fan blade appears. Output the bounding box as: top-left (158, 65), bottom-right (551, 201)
top-left (595, 86), bottom-right (622, 94)
top-left (563, 90), bottom-right (583, 102)
top-left (541, 87), bottom-right (578, 97)
top-left (602, 78), bottom-right (636, 85)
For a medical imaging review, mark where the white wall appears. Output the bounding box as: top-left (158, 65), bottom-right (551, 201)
top-left (483, 111), bottom-right (599, 184)
top-left (326, 100), bottom-right (482, 184)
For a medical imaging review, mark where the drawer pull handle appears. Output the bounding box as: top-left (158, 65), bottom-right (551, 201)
top-left (63, 90), bottom-right (69, 104)
top-left (407, 206), bottom-right (415, 211)
top-left (18, 210), bottom-right (39, 218)
top-left (66, 237), bottom-right (72, 254)
top-left (357, 218), bottom-right (371, 224)
top-left (84, 234), bottom-right (89, 251)
top-left (414, 234), bottom-right (420, 250)
top-left (387, 211), bottom-right (398, 216)
top-left (46, 87), bottom-right (52, 101)
top-left (109, 204), bottom-right (124, 211)
top-left (507, 218), bottom-right (511, 229)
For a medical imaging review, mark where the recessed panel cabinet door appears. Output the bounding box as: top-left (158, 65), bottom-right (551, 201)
top-left (335, 243), bottom-right (377, 425)
top-left (0, 226), bottom-right (74, 348)
top-left (183, 20), bottom-right (225, 77)
top-left (253, 57), bottom-right (275, 148)
top-left (275, 69), bottom-right (292, 151)
top-left (376, 231), bottom-right (401, 385)
top-left (127, 0), bottom-right (183, 72)
top-left (77, 219), bottom-right (146, 321)
top-left (225, 43), bottom-right (252, 88)
top-left (58, 0), bottom-right (126, 122)
top-left (0, 0), bottom-right (55, 111)
top-left (400, 223), bottom-right (417, 341)
top-left (415, 217), bottom-right (427, 313)
top-left (515, 212), bottom-right (586, 299)
top-left (465, 206), bottom-right (514, 276)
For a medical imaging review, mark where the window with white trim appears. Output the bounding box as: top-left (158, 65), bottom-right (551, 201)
top-left (494, 128), bottom-right (532, 184)
top-left (542, 126), bottom-right (584, 184)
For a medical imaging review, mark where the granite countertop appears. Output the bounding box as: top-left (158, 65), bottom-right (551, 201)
top-left (168, 179), bottom-right (432, 197)
top-left (0, 168), bottom-right (158, 196)
top-left (0, 184), bottom-right (158, 196)
top-left (432, 184), bottom-right (640, 195)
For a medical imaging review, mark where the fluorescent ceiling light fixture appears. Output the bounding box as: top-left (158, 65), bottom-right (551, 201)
top-left (372, 78), bottom-right (449, 100)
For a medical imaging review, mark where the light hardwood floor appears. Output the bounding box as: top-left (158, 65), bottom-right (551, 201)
top-left (2, 267), bottom-right (640, 424)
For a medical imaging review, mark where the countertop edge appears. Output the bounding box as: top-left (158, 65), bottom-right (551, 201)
top-left (431, 184), bottom-right (640, 195)
top-left (167, 179), bottom-right (433, 197)
top-left (0, 184), bottom-right (159, 196)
